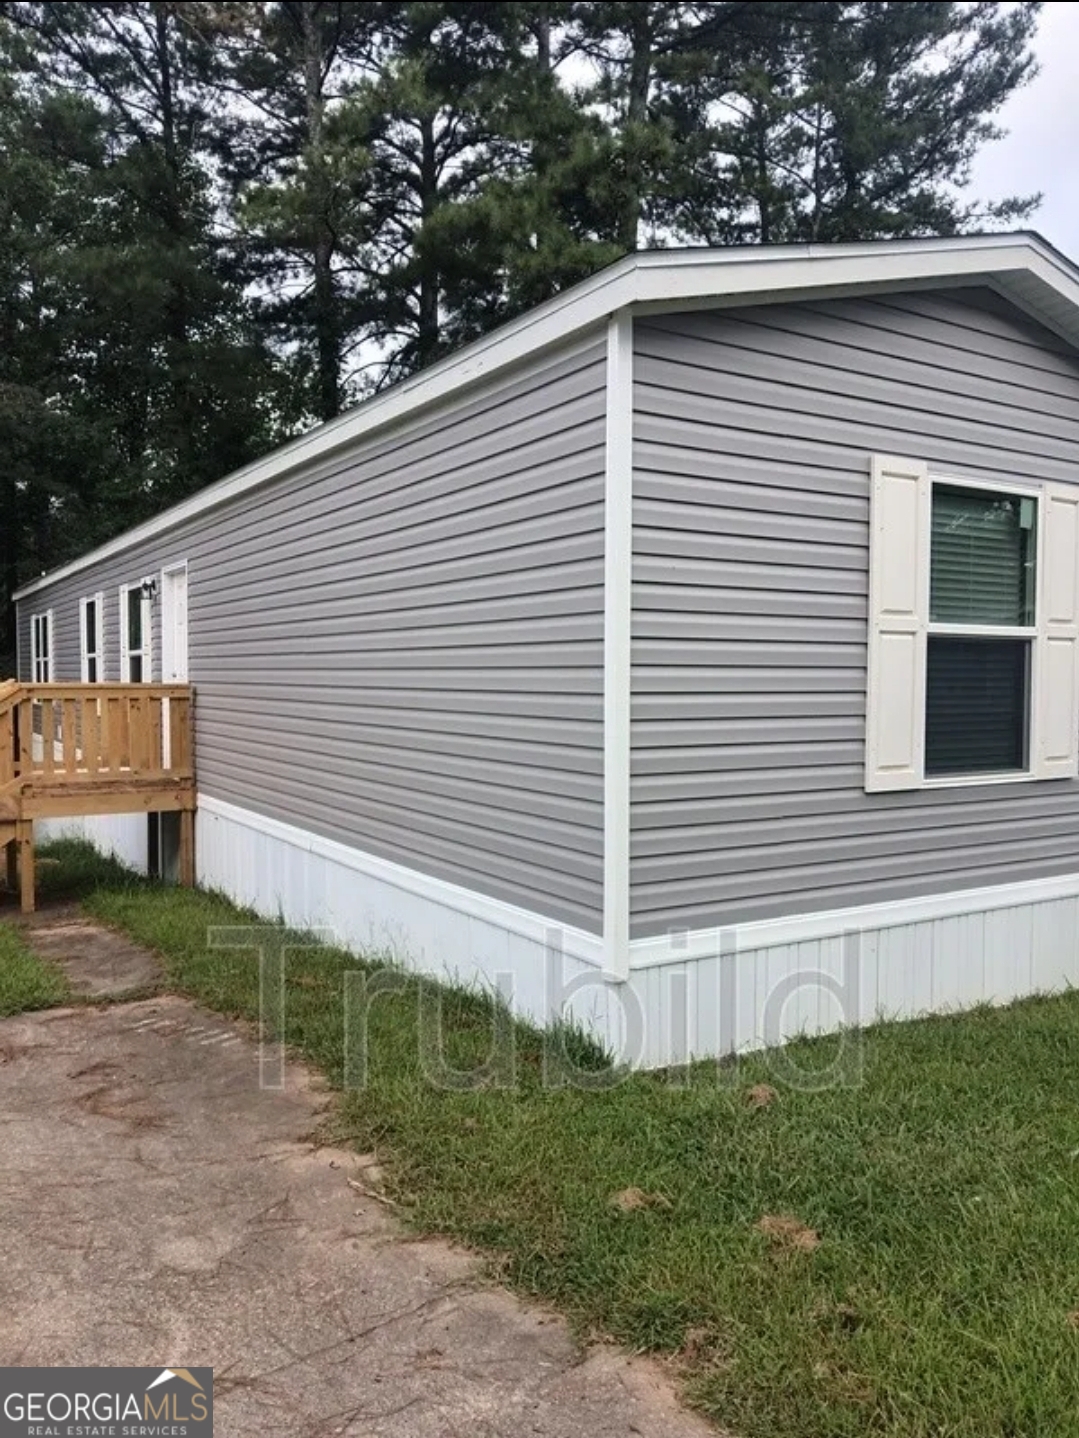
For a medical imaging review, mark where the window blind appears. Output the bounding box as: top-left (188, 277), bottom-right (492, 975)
top-left (930, 485), bottom-right (1036, 627)
top-left (925, 636), bottom-right (1029, 775)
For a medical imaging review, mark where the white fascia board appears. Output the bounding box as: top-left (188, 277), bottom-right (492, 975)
top-left (12, 263), bottom-right (635, 600)
top-left (16, 231), bottom-right (1079, 600)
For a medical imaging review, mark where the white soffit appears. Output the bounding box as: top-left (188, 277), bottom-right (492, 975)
top-left (15, 230), bottom-right (1079, 599)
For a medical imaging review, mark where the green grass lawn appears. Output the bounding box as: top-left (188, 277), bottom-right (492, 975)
top-left (21, 840), bottom-right (1079, 1436)
top-left (0, 913), bottom-right (69, 1015)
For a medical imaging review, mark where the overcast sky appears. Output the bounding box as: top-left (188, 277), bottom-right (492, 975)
top-left (969, 2), bottom-right (1079, 255)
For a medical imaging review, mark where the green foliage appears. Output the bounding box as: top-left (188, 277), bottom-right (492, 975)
top-left (0, 916), bottom-right (69, 1014)
top-left (0, 0), bottom-right (1042, 671)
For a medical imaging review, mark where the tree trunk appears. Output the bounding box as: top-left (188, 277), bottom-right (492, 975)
top-left (302, 3), bottom-right (340, 419)
top-left (754, 100), bottom-right (771, 244)
top-left (416, 114), bottom-right (439, 366)
top-left (619, 10), bottom-right (653, 253)
top-left (0, 470), bottom-right (17, 675)
top-left (155, 5), bottom-right (197, 475)
top-left (534, 5), bottom-right (551, 70)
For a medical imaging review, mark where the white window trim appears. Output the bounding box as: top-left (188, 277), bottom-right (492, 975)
top-left (922, 470), bottom-right (1042, 789)
top-left (865, 456), bottom-right (1079, 792)
top-left (30, 609), bottom-right (53, 683)
top-left (118, 581), bottom-right (153, 683)
top-left (79, 592), bottom-right (105, 683)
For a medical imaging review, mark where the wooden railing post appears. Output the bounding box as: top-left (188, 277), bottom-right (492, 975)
top-left (17, 699), bottom-right (32, 776)
top-left (17, 819), bottom-right (34, 913)
top-left (0, 692), bottom-right (14, 789)
top-left (170, 694), bottom-right (191, 773)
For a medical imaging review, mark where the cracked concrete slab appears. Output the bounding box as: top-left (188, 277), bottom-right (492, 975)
top-left (0, 996), bottom-right (718, 1438)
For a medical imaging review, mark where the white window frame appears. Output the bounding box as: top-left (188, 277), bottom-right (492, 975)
top-left (866, 455), bottom-right (1079, 793)
top-left (119, 581), bottom-right (153, 683)
top-left (30, 609), bottom-right (53, 683)
top-left (923, 473), bottom-right (1043, 790)
top-left (79, 592), bottom-right (105, 683)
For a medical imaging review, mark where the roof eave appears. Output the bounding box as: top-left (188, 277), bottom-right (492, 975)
top-left (15, 232), bottom-right (1079, 602)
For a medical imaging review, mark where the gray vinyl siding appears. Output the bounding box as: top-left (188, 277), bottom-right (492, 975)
top-left (631, 287), bottom-right (1079, 937)
top-left (17, 332), bottom-right (608, 931)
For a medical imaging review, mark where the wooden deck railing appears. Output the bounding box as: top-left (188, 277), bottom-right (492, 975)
top-left (0, 683), bottom-right (193, 791)
top-left (0, 682), bottom-right (196, 912)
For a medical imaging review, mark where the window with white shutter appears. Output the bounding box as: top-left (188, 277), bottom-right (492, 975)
top-left (866, 456), bottom-right (1079, 791)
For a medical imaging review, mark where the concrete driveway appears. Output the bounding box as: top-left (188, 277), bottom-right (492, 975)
top-left (0, 992), bottom-right (714, 1438)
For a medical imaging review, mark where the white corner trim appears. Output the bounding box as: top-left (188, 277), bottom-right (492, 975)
top-left (196, 794), bottom-right (606, 969)
top-left (628, 869), bottom-right (1079, 968)
top-left (15, 233), bottom-right (1079, 601)
top-left (603, 311), bottom-right (633, 981)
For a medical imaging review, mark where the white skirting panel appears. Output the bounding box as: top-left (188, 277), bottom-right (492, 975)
top-left (36, 812), bottom-right (149, 873)
top-left (627, 878), bottom-right (1079, 1068)
top-left (195, 795), bottom-right (627, 1056)
top-left (51, 794), bottom-right (1079, 1069)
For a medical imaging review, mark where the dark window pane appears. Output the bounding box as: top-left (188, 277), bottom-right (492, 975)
top-left (129, 654), bottom-right (143, 683)
top-left (925, 636), bottom-right (1030, 776)
top-left (930, 485), bottom-right (1036, 626)
top-left (87, 656), bottom-right (98, 683)
top-left (128, 588), bottom-right (142, 650)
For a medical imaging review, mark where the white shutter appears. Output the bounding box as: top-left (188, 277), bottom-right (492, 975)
top-left (1035, 484), bottom-right (1079, 780)
top-left (865, 454), bottom-right (930, 792)
top-left (119, 585), bottom-right (130, 681)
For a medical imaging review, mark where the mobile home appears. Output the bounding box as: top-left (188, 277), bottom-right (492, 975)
top-left (15, 232), bottom-right (1079, 1066)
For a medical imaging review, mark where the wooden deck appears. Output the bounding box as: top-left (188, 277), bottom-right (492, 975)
top-left (0, 681), bottom-right (195, 912)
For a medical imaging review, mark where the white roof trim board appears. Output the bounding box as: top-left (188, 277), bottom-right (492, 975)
top-left (16, 230), bottom-right (1079, 600)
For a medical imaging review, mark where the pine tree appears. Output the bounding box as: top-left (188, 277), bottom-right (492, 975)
top-left (207, 1), bottom-right (384, 421)
top-left (0, 0), bottom-right (1047, 665)
top-left (684, 1), bottom-right (1041, 244)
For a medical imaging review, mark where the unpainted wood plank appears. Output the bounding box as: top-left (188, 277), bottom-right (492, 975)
top-left (128, 695), bottom-right (145, 773)
top-left (17, 701), bottom-right (31, 776)
top-left (62, 698), bottom-right (77, 773)
top-left (83, 698), bottom-right (100, 775)
top-left (108, 697), bottom-right (125, 772)
top-left (18, 820), bottom-right (34, 914)
top-left (150, 696), bottom-right (163, 772)
top-left (40, 702), bottom-right (55, 777)
top-left (179, 807), bottom-right (195, 887)
top-left (22, 789), bottom-right (191, 819)
top-left (170, 696), bottom-right (191, 772)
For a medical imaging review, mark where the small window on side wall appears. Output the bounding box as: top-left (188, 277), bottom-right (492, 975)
top-left (865, 455), bottom-right (1079, 792)
top-left (119, 582), bottom-right (151, 683)
top-left (80, 593), bottom-right (104, 682)
top-left (30, 610), bottom-right (52, 682)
